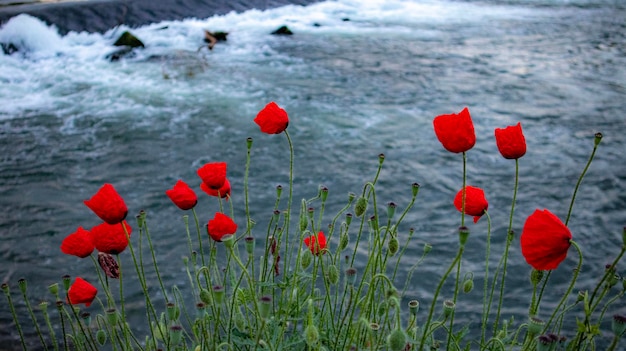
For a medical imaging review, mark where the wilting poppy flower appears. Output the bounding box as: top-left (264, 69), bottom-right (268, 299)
top-left (495, 122), bottom-right (527, 159)
top-left (166, 180), bottom-right (198, 210)
top-left (197, 162), bottom-right (227, 190)
top-left (200, 178), bottom-right (231, 199)
top-left (207, 212), bottom-right (237, 242)
top-left (433, 107), bottom-right (476, 153)
top-left (454, 186), bottom-right (488, 223)
top-left (84, 183), bottom-right (128, 224)
top-left (97, 252), bottom-right (120, 279)
top-left (254, 101), bottom-right (289, 134)
top-left (67, 277), bottom-right (97, 307)
top-left (303, 231), bottom-right (327, 256)
top-left (91, 221), bottom-right (132, 255)
top-left (61, 226), bottom-right (94, 258)
top-left (521, 209), bottom-right (572, 270)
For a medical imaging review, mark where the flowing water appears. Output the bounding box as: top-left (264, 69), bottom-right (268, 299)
top-left (1, 0), bottom-right (625, 349)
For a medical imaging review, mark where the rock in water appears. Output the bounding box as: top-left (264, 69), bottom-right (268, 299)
top-left (113, 31), bottom-right (145, 48)
top-left (271, 25), bottom-right (293, 35)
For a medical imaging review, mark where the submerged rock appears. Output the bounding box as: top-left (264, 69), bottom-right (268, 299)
top-left (203, 30), bottom-right (228, 50)
top-left (1, 42), bottom-right (19, 55)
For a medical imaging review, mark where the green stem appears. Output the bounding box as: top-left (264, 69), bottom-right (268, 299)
top-left (544, 241), bottom-right (583, 332)
top-left (565, 134), bottom-right (601, 225)
top-left (3, 284), bottom-right (27, 351)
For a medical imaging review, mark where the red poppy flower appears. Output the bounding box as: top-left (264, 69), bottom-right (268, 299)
top-left (207, 212), bottom-right (237, 242)
top-left (495, 122), bottom-right (527, 159)
top-left (67, 277), bottom-right (97, 307)
top-left (200, 178), bottom-right (231, 199)
top-left (84, 183), bottom-right (128, 224)
top-left (90, 220), bottom-right (132, 255)
top-left (254, 101), bottom-right (289, 134)
top-left (166, 180), bottom-right (198, 210)
top-left (454, 186), bottom-right (488, 223)
top-left (303, 231), bottom-right (327, 256)
top-left (60, 227), bottom-right (94, 258)
top-left (521, 209), bottom-right (572, 270)
top-left (197, 162), bottom-right (227, 190)
top-left (433, 107), bottom-right (476, 153)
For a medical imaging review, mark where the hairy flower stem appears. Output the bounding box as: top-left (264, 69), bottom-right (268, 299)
top-left (3, 285), bottom-right (27, 351)
top-left (461, 151), bottom-right (467, 227)
top-left (19, 285), bottom-right (48, 350)
top-left (281, 130), bottom-right (295, 284)
top-left (244, 138), bottom-right (253, 235)
top-left (418, 246), bottom-right (464, 351)
top-left (479, 212), bottom-right (493, 344)
top-left (544, 241), bottom-right (583, 333)
top-left (565, 133), bottom-right (601, 225)
top-left (191, 208), bottom-right (207, 268)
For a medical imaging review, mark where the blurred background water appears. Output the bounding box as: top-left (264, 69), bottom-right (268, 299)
top-left (0, 0), bottom-right (625, 349)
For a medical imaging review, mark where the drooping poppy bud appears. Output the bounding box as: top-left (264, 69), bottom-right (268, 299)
top-left (433, 107), bottom-right (476, 153)
top-left (91, 220), bottom-right (132, 255)
top-left (197, 162), bottom-right (227, 190)
top-left (165, 180), bottom-right (197, 210)
top-left (61, 226), bottom-right (94, 258)
top-left (453, 186), bottom-right (488, 223)
top-left (520, 209), bottom-right (572, 270)
top-left (494, 122), bottom-right (526, 159)
top-left (254, 101), bottom-right (289, 134)
top-left (207, 212), bottom-right (237, 242)
top-left (84, 183), bottom-right (128, 224)
top-left (67, 277), bottom-right (97, 307)
top-left (200, 178), bottom-right (231, 199)
top-left (303, 231), bottom-right (327, 256)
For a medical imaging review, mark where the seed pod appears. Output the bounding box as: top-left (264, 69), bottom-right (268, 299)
top-left (327, 265), bottom-right (339, 285)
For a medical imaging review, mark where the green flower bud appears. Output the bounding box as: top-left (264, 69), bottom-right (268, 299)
top-left (152, 321), bottom-right (167, 342)
top-left (39, 301), bottom-right (49, 311)
top-left (408, 300), bottom-right (419, 316)
top-left (387, 202), bottom-right (397, 220)
top-left (339, 232), bottom-right (349, 251)
top-left (327, 264), bottom-right (339, 285)
top-left (301, 249), bottom-right (312, 270)
top-left (612, 314), bottom-right (626, 337)
top-left (166, 302), bottom-right (179, 321)
top-left (17, 278), bottom-right (27, 294)
top-left (213, 285), bottom-right (225, 304)
top-left (246, 137), bottom-right (253, 150)
top-left (458, 226), bottom-right (470, 246)
top-left (423, 242), bottom-right (432, 255)
top-left (62, 275), bottom-right (71, 292)
top-left (199, 289), bottom-right (212, 305)
top-left (527, 316), bottom-right (544, 336)
top-left (463, 273), bottom-right (474, 294)
top-left (259, 296), bottom-right (272, 319)
top-left (245, 236), bottom-right (255, 256)
top-left (387, 328), bottom-right (407, 351)
top-left (345, 213), bottom-right (353, 226)
top-left (388, 236), bottom-right (399, 256)
top-left (369, 215), bottom-right (378, 231)
top-left (443, 299), bottom-right (455, 319)
top-left (106, 309), bottom-right (118, 326)
top-left (304, 324), bottom-right (320, 347)
top-left (169, 325), bottom-right (183, 346)
top-left (96, 330), bottom-right (107, 346)
top-left (411, 183), bottom-right (420, 198)
top-left (594, 132), bottom-right (603, 146)
top-left (345, 267), bottom-right (357, 286)
top-left (299, 210), bottom-right (309, 232)
top-left (48, 283), bottom-right (59, 298)
top-left (355, 196), bottom-right (368, 217)
top-left (530, 269), bottom-right (544, 286)
top-left (378, 153), bottom-right (385, 165)
top-left (320, 186), bottom-right (329, 203)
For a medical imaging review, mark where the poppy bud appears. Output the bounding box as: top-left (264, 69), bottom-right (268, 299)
top-left (169, 325), bottom-right (183, 346)
top-left (96, 330), bottom-right (107, 346)
top-left (612, 314), bottom-right (626, 337)
top-left (423, 242), bottom-right (432, 255)
top-left (530, 269), bottom-right (544, 286)
top-left (213, 285), bottom-right (225, 304)
top-left (339, 232), bottom-right (349, 251)
top-left (387, 328), bottom-right (407, 351)
top-left (443, 299), bottom-right (455, 318)
top-left (387, 202), bottom-right (397, 220)
top-left (412, 182), bottom-right (421, 198)
top-left (327, 264), bottom-right (339, 285)
top-left (527, 316), bottom-right (544, 336)
top-left (48, 283), bottom-right (59, 299)
top-left (39, 301), bottom-right (49, 311)
top-left (594, 132), bottom-right (603, 146)
top-left (259, 296), bottom-right (272, 319)
top-left (388, 237), bottom-right (399, 256)
top-left (301, 249), bottom-right (312, 269)
top-left (458, 226), bottom-right (470, 246)
top-left (355, 196), bottom-right (368, 217)
top-left (299, 210), bottom-right (308, 232)
top-left (199, 289), bottom-right (212, 305)
top-left (245, 236), bottom-right (255, 256)
top-left (345, 267), bottom-right (357, 286)
top-left (408, 300), bottom-right (419, 316)
top-left (304, 324), bottom-right (320, 347)
top-left (348, 192), bottom-right (356, 203)
top-left (463, 273), bottom-right (474, 294)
